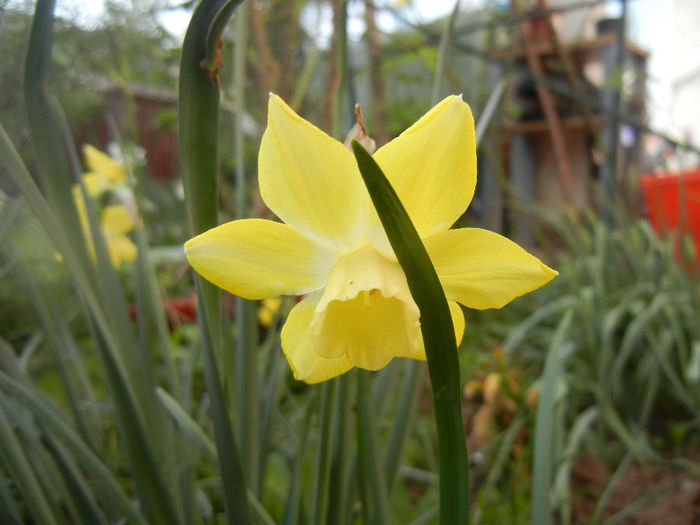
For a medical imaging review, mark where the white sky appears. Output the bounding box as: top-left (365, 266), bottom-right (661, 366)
top-left (12, 0), bottom-right (686, 136)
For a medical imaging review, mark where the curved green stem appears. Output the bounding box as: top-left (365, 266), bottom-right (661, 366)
top-left (351, 141), bottom-right (470, 525)
top-left (179, 1), bottom-right (249, 524)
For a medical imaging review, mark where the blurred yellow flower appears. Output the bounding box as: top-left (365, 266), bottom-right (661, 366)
top-left (185, 95), bottom-right (556, 383)
top-left (82, 144), bottom-right (127, 195)
top-left (258, 297), bottom-right (282, 327)
top-left (73, 186), bottom-right (137, 269)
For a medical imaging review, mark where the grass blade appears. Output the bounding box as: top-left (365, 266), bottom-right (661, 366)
top-left (431, 0), bottom-right (460, 105)
top-left (356, 370), bottom-right (390, 524)
top-left (311, 379), bottom-right (337, 525)
top-left (0, 401), bottom-right (57, 525)
top-left (179, 1), bottom-right (250, 523)
top-left (231, 0), bottom-right (261, 493)
top-left (0, 371), bottom-right (149, 525)
top-left (23, 0), bottom-right (84, 257)
top-left (157, 387), bottom-right (217, 465)
top-left (383, 360), bottom-right (422, 490)
top-left (531, 311), bottom-right (574, 525)
top-left (40, 435), bottom-right (109, 525)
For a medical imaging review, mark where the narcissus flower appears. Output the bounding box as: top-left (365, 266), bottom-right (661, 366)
top-left (82, 144), bottom-right (128, 195)
top-left (67, 146), bottom-right (136, 269)
top-left (185, 95), bottom-right (556, 383)
top-left (258, 297), bottom-right (282, 328)
top-left (73, 186), bottom-right (137, 268)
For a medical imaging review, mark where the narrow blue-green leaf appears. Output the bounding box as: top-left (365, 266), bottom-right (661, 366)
top-left (532, 311), bottom-right (574, 525)
top-left (0, 461), bottom-right (23, 524)
top-left (431, 0), bottom-right (460, 105)
top-left (24, 0), bottom-right (85, 257)
top-left (0, 372), bottom-right (149, 525)
top-left (1, 103), bottom-right (178, 525)
top-left (590, 453), bottom-right (633, 524)
top-left (63, 110), bottom-right (158, 427)
top-left (356, 370), bottom-right (390, 524)
top-left (282, 391), bottom-right (315, 525)
top-left (0, 401), bottom-right (57, 525)
top-left (326, 373), bottom-right (353, 525)
top-left (180, 1), bottom-right (250, 522)
top-left (195, 282), bottom-right (251, 524)
top-left (383, 360), bottom-right (422, 491)
top-left (157, 387), bottom-right (217, 466)
top-left (257, 335), bottom-right (284, 497)
top-left (31, 9), bottom-right (175, 513)
top-left (482, 417), bottom-right (527, 490)
top-left (90, 328), bottom-right (182, 525)
top-left (311, 379), bottom-right (337, 525)
top-left (180, 0), bottom-right (242, 237)
top-left (41, 435), bottom-right (109, 525)
top-left (551, 407), bottom-right (599, 511)
top-left (231, 1), bottom-right (261, 493)
top-left (351, 141), bottom-right (469, 525)
top-left (474, 78), bottom-right (506, 147)
top-left (331, 0), bottom-right (349, 139)
top-left (20, 268), bottom-right (93, 444)
top-left (156, 389), bottom-right (277, 525)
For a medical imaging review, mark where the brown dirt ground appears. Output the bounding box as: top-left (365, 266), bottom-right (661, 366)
top-left (571, 453), bottom-right (700, 524)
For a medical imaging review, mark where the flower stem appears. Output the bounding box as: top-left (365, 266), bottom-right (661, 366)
top-left (179, 2), bottom-right (250, 524)
top-left (352, 142), bottom-right (470, 525)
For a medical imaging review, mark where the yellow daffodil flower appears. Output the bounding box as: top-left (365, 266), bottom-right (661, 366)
top-left (185, 95), bottom-right (556, 383)
top-left (258, 297), bottom-right (282, 327)
top-left (73, 186), bottom-right (137, 269)
top-left (82, 144), bottom-right (127, 195)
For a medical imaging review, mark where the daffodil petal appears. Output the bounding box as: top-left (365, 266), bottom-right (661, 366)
top-left (449, 300), bottom-right (466, 346)
top-left (83, 144), bottom-right (126, 188)
top-left (258, 95), bottom-right (369, 253)
top-left (107, 234), bottom-right (137, 268)
top-left (414, 301), bottom-right (464, 359)
top-left (185, 219), bottom-right (334, 300)
top-left (372, 95), bottom-right (476, 237)
top-left (83, 173), bottom-right (107, 195)
top-left (281, 293), bottom-right (353, 384)
top-left (101, 205), bottom-right (134, 234)
top-left (310, 245), bottom-right (421, 370)
top-left (425, 228), bottom-right (558, 309)
top-left (72, 186), bottom-right (88, 224)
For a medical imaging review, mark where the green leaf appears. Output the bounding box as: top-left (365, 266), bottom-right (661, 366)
top-left (1, 115), bottom-right (179, 525)
top-left (157, 387), bottom-right (217, 465)
top-left (311, 379), bottom-right (337, 525)
top-left (531, 311), bottom-right (574, 525)
top-left (0, 402), bottom-right (57, 525)
top-left (179, 1), bottom-right (250, 523)
top-left (40, 435), bottom-right (109, 525)
top-left (24, 0), bottom-right (85, 259)
top-left (351, 141), bottom-right (469, 525)
top-left (0, 372), bottom-right (149, 525)
top-left (356, 370), bottom-right (390, 524)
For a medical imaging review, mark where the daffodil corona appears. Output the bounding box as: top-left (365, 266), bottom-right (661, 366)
top-left (185, 95), bottom-right (556, 383)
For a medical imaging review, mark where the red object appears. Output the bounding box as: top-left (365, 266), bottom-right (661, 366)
top-left (640, 169), bottom-right (700, 265)
top-left (128, 293), bottom-right (198, 331)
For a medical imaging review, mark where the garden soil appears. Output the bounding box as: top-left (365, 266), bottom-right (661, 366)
top-left (571, 453), bottom-right (700, 524)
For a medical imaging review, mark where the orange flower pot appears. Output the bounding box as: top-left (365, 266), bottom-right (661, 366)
top-left (640, 168), bottom-right (700, 265)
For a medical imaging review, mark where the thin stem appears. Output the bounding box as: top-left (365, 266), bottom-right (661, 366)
top-left (352, 143), bottom-right (470, 525)
top-left (311, 379), bottom-right (337, 525)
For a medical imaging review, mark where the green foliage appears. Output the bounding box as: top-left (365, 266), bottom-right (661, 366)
top-left (468, 211), bottom-right (700, 523)
top-left (1, 1), bottom-right (699, 524)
